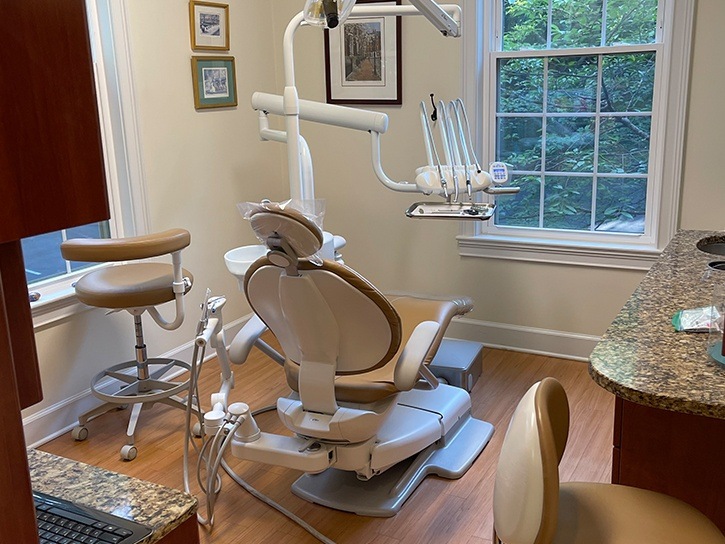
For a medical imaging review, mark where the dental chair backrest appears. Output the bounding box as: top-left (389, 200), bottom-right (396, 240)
top-left (244, 205), bottom-right (403, 415)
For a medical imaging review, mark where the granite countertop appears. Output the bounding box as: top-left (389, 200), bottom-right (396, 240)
top-left (28, 449), bottom-right (197, 544)
top-left (589, 229), bottom-right (725, 419)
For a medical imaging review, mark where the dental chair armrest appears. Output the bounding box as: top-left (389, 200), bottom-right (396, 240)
top-left (385, 291), bottom-right (474, 316)
top-left (394, 320), bottom-right (439, 391)
top-left (229, 313), bottom-right (268, 365)
top-left (60, 229), bottom-right (191, 263)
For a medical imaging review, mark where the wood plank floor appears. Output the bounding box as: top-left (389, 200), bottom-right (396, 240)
top-left (39, 347), bottom-right (614, 544)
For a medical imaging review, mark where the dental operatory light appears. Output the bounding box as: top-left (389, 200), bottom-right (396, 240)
top-left (303, 0), bottom-right (459, 36)
top-left (303, 0), bottom-right (355, 29)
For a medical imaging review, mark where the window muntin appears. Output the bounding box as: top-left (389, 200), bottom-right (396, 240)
top-left (492, 1), bottom-right (659, 236)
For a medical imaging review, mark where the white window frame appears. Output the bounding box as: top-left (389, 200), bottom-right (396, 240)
top-left (30, 0), bottom-right (149, 329)
top-left (459, 0), bottom-right (694, 270)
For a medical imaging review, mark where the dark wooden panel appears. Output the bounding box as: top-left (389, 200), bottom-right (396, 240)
top-left (0, 0), bottom-right (109, 243)
top-left (158, 516), bottom-right (200, 544)
top-left (0, 242), bottom-right (42, 408)
top-left (617, 398), bottom-right (725, 532)
top-left (0, 249), bottom-right (39, 543)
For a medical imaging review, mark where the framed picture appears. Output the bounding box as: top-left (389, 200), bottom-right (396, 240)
top-left (191, 56), bottom-right (237, 109)
top-left (324, 0), bottom-right (402, 105)
top-left (189, 1), bottom-right (229, 51)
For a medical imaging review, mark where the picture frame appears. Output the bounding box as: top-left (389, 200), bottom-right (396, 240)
top-left (324, 0), bottom-right (402, 105)
top-left (189, 1), bottom-right (229, 51)
top-left (191, 56), bottom-right (237, 109)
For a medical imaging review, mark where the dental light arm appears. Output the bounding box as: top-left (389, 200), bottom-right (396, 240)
top-left (252, 91), bottom-right (420, 193)
top-left (409, 0), bottom-right (460, 37)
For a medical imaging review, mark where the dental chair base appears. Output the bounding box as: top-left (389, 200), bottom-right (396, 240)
top-left (293, 413), bottom-right (492, 517)
top-left (231, 383), bottom-right (493, 517)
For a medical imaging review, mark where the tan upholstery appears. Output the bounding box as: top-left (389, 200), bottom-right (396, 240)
top-left (555, 482), bottom-right (725, 543)
top-left (60, 228), bottom-right (190, 262)
top-left (282, 290), bottom-right (472, 404)
top-left (493, 378), bottom-right (725, 544)
top-left (74, 263), bottom-right (193, 309)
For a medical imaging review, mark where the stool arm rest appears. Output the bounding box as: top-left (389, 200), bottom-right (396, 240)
top-left (60, 229), bottom-right (191, 263)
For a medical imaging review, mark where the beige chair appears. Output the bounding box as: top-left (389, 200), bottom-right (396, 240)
top-left (493, 377), bottom-right (725, 544)
top-left (60, 229), bottom-right (195, 461)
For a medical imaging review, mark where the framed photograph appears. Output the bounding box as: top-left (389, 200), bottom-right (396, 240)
top-left (189, 1), bottom-right (229, 51)
top-left (324, 0), bottom-right (402, 105)
top-left (191, 56), bottom-right (237, 109)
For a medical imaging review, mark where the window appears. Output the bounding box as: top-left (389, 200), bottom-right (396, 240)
top-left (28, 0), bottom-right (148, 326)
top-left (24, 223), bottom-right (110, 287)
top-left (459, 0), bottom-right (694, 269)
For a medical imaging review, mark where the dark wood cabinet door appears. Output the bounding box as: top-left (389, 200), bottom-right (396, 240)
top-left (0, 0), bottom-right (110, 243)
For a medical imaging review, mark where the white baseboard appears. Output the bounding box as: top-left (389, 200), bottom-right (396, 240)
top-left (23, 314), bottom-right (250, 449)
top-left (446, 317), bottom-right (601, 362)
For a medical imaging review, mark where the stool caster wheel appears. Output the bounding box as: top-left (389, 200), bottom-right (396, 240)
top-left (72, 426), bottom-right (89, 441)
top-left (120, 445), bottom-right (137, 461)
top-left (192, 421), bottom-right (203, 438)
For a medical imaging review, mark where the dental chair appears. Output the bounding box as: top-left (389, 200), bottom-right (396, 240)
top-left (223, 203), bottom-right (494, 516)
top-left (60, 229), bottom-right (194, 461)
top-left (493, 377), bottom-right (725, 544)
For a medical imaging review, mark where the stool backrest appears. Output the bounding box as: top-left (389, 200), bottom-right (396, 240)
top-left (493, 378), bottom-right (570, 544)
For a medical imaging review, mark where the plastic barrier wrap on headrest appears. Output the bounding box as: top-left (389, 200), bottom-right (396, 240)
top-left (237, 199), bottom-right (326, 264)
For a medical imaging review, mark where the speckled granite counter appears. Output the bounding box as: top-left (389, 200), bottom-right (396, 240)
top-left (589, 229), bottom-right (725, 419)
top-left (28, 449), bottom-right (197, 544)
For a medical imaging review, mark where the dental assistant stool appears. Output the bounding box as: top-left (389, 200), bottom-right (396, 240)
top-left (60, 229), bottom-right (195, 461)
top-left (493, 378), bottom-right (724, 544)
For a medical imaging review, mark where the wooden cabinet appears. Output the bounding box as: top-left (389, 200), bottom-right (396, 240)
top-left (0, 1), bottom-right (110, 541)
top-left (612, 397), bottom-right (725, 533)
top-left (0, 0), bottom-right (109, 243)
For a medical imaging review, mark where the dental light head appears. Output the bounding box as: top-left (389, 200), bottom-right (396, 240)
top-left (303, 0), bottom-right (356, 29)
top-left (303, 0), bottom-right (459, 36)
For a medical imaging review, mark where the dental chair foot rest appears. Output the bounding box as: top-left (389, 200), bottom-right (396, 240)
top-left (290, 415), bottom-right (494, 517)
top-left (428, 338), bottom-right (483, 392)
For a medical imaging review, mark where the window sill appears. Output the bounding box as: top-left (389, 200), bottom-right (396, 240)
top-left (457, 234), bottom-right (661, 270)
top-left (30, 284), bottom-right (91, 332)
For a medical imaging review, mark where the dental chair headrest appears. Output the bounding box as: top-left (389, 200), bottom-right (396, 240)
top-left (249, 204), bottom-right (324, 259)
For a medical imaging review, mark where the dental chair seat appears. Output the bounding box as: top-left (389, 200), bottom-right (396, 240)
top-left (282, 291), bottom-right (473, 404)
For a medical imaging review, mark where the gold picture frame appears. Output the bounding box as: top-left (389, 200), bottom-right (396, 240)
top-left (189, 1), bottom-right (229, 51)
top-left (191, 56), bottom-right (237, 109)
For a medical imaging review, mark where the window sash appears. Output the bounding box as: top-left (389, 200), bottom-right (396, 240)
top-left (493, 48), bottom-right (657, 234)
top-left (459, 0), bottom-right (692, 269)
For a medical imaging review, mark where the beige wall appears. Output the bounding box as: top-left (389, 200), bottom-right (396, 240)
top-left (679, 1), bottom-right (725, 230)
top-left (25, 1), bottom-right (725, 422)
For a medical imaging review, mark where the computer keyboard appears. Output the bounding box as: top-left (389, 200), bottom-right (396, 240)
top-left (34, 490), bottom-right (152, 544)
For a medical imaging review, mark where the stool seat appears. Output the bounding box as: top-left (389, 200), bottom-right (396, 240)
top-left (555, 482), bottom-right (724, 543)
top-left (75, 263), bottom-right (193, 309)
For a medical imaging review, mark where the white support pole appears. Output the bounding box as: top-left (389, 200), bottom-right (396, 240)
top-left (280, 4), bottom-right (462, 200)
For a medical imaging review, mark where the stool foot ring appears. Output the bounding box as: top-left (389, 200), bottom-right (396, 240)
top-left (90, 358), bottom-right (191, 404)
